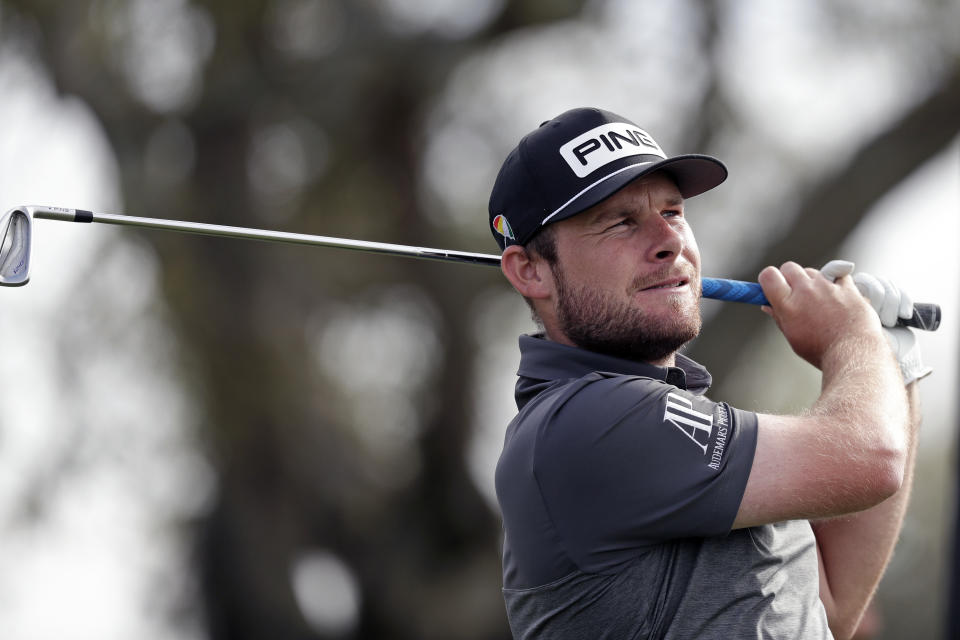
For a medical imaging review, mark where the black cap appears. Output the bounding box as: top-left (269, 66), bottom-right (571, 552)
top-left (488, 107), bottom-right (727, 250)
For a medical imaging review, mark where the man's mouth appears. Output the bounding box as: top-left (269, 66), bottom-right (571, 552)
top-left (641, 278), bottom-right (689, 291)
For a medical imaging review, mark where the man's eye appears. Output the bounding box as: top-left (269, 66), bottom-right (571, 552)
top-left (663, 209), bottom-right (683, 218)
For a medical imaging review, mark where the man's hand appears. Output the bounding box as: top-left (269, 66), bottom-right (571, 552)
top-left (851, 270), bottom-right (933, 384)
top-left (758, 261), bottom-right (883, 370)
top-left (851, 272), bottom-right (913, 327)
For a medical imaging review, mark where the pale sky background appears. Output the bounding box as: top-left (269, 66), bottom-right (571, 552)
top-left (0, 1), bottom-right (958, 637)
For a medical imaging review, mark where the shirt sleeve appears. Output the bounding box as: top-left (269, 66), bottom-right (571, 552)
top-left (532, 372), bottom-right (758, 574)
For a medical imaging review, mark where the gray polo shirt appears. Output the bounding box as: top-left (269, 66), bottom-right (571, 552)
top-left (495, 335), bottom-right (831, 639)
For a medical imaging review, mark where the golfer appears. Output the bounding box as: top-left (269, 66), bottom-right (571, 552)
top-left (489, 107), bottom-right (929, 639)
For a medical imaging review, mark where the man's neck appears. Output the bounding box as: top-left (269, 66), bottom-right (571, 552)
top-left (540, 328), bottom-right (677, 368)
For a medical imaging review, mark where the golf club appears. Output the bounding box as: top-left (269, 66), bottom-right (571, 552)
top-left (0, 205), bottom-right (941, 331)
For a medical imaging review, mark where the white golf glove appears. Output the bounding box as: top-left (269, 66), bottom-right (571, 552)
top-left (820, 259), bottom-right (855, 282)
top-left (852, 271), bottom-right (932, 384)
top-left (820, 260), bottom-right (932, 384)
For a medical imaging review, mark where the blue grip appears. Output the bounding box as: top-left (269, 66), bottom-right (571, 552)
top-left (701, 278), bottom-right (939, 331)
top-left (701, 277), bottom-right (769, 305)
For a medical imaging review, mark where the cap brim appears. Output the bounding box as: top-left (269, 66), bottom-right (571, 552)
top-left (545, 154), bottom-right (727, 227)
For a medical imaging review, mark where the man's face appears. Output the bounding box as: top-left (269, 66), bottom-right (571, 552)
top-left (545, 172), bottom-right (702, 365)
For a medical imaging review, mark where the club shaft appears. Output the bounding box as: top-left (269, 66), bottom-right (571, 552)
top-left (25, 206), bottom-right (941, 330)
top-left (31, 206), bottom-right (501, 267)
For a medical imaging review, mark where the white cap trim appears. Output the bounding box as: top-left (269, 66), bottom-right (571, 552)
top-left (540, 161), bottom-right (654, 225)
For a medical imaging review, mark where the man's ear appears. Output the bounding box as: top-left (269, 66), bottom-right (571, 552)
top-left (500, 244), bottom-right (553, 301)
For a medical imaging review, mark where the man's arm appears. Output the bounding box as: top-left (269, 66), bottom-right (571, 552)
top-left (730, 262), bottom-right (913, 637)
top-left (812, 382), bottom-right (920, 640)
top-left (733, 262), bottom-right (909, 527)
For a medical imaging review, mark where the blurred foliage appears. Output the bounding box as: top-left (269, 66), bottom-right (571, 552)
top-left (0, 0), bottom-right (958, 638)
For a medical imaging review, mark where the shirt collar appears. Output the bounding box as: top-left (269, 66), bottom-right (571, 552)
top-left (516, 333), bottom-right (712, 394)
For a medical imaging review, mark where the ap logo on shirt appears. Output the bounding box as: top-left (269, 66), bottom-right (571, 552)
top-left (663, 392), bottom-right (714, 455)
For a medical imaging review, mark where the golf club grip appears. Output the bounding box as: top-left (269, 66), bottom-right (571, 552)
top-left (701, 278), bottom-right (940, 331)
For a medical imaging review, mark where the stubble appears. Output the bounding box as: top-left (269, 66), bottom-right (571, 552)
top-left (553, 264), bottom-right (703, 364)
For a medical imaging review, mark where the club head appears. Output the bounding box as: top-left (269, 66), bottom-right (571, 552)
top-left (0, 208), bottom-right (32, 286)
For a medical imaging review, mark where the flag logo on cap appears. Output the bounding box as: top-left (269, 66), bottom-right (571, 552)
top-left (492, 215), bottom-right (515, 240)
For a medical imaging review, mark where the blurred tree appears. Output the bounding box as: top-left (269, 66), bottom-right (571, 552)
top-left (952, 460), bottom-right (960, 640)
top-left (0, 1), bottom-right (590, 638)
top-left (1, 0), bottom-right (957, 639)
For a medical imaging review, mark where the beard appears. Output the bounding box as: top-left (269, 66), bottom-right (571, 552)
top-left (553, 264), bottom-right (702, 364)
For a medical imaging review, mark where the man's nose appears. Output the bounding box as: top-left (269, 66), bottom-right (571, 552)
top-left (644, 216), bottom-right (684, 262)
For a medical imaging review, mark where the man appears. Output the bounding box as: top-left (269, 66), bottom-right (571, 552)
top-left (488, 107), bottom-right (929, 639)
